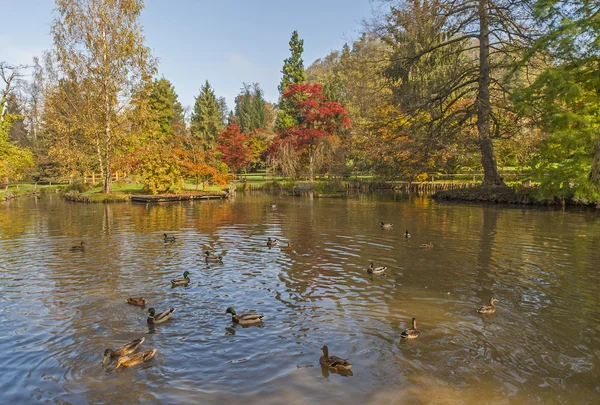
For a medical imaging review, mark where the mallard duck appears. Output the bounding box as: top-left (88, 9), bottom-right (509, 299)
top-left (270, 204), bottom-right (277, 208)
top-left (367, 261), bottom-right (387, 275)
top-left (171, 271), bottom-right (190, 286)
top-left (70, 241), bottom-right (85, 251)
top-left (116, 349), bottom-right (157, 369)
top-left (102, 337), bottom-right (145, 365)
top-left (204, 251), bottom-right (223, 263)
top-left (380, 222), bottom-right (393, 229)
top-left (125, 297), bottom-right (147, 307)
top-left (319, 345), bottom-right (352, 371)
top-left (163, 233), bottom-right (176, 243)
top-left (477, 297), bottom-right (499, 314)
top-left (400, 318), bottom-right (421, 339)
top-left (280, 242), bottom-right (293, 251)
top-left (404, 230), bottom-right (411, 239)
top-left (225, 307), bottom-right (263, 325)
top-left (419, 242), bottom-right (433, 248)
top-left (147, 307), bottom-right (175, 324)
top-left (267, 237), bottom-right (277, 247)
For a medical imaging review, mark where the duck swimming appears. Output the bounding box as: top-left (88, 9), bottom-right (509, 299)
top-left (400, 318), bottom-right (421, 339)
top-left (70, 241), bottom-right (85, 251)
top-left (147, 307), bottom-right (176, 324)
top-left (267, 237), bottom-right (277, 247)
top-left (319, 345), bottom-right (352, 371)
top-left (163, 233), bottom-right (176, 243)
top-left (125, 297), bottom-right (147, 307)
top-left (477, 297), bottom-right (499, 314)
top-left (171, 271), bottom-right (190, 287)
top-left (225, 307), bottom-right (263, 325)
top-left (404, 230), bottom-right (411, 239)
top-left (102, 337), bottom-right (145, 365)
top-left (115, 349), bottom-right (157, 369)
top-left (367, 261), bottom-right (387, 275)
top-left (204, 251), bottom-right (223, 263)
top-left (380, 222), bottom-right (393, 229)
top-left (419, 242), bottom-right (433, 248)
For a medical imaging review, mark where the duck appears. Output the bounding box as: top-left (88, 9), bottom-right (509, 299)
top-left (419, 242), bottom-right (433, 248)
top-left (367, 261), bottom-right (387, 275)
top-left (400, 318), bottom-right (421, 339)
top-left (171, 271), bottom-right (190, 287)
top-left (225, 307), bottom-right (263, 325)
top-left (125, 297), bottom-right (147, 307)
top-left (380, 222), bottom-right (393, 229)
top-left (163, 233), bottom-right (176, 243)
top-left (477, 297), bottom-right (499, 314)
top-left (204, 251), bottom-right (223, 263)
top-left (319, 345), bottom-right (352, 371)
top-left (70, 241), bottom-right (85, 251)
top-left (147, 307), bottom-right (176, 324)
top-left (270, 204), bottom-right (277, 208)
top-left (115, 349), bottom-right (157, 369)
top-left (404, 230), bottom-right (411, 239)
top-left (102, 337), bottom-right (145, 365)
top-left (267, 237), bottom-right (277, 247)
top-left (280, 242), bottom-right (293, 251)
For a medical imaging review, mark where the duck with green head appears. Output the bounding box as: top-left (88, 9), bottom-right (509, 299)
top-left (102, 337), bottom-right (145, 365)
top-left (204, 251), bottom-right (223, 263)
top-left (171, 271), bottom-right (190, 287)
top-left (147, 307), bottom-right (176, 324)
top-left (225, 307), bottom-right (263, 325)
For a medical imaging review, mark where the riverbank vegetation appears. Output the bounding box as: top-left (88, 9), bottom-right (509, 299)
top-left (1, 0), bottom-right (599, 205)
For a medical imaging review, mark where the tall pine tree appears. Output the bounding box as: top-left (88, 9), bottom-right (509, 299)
top-left (234, 83), bottom-right (267, 134)
top-left (191, 81), bottom-right (225, 149)
top-left (277, 31), bottom-right (306, 129)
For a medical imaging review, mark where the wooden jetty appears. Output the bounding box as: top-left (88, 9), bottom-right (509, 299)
top-left (131, 191), bottom-right (228, 203)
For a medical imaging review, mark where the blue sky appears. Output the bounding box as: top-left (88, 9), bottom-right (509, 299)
top-left (0, 0), bottom-right (374, 111)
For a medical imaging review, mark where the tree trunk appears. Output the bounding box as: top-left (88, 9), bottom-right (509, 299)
top-left (477, 0), bottom-right (504, 187)
top-left (590, 127), bottom-right (600, 206)
top-left (309, 148), bottom-right (314, 183)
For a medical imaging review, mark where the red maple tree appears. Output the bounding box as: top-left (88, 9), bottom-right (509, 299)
top-left (274, 83), bottom-right (351, 181)
top-left (217, 123), bottom-right (252, 175)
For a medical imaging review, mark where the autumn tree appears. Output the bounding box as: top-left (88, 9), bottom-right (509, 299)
top-left (217, 123), bottom-right (252, 175)
top-left (51, 0), bottom-right (155, 193)
top-left (373, 0), bottom-right (535, 186)
top-left (275, 83), bottom-right (351, 182)
top-left (0, 113), bottom-right (34, 186)
top-left (191, 80), bottom-right (225, 149)
top-left (277, 31), bottom-right (307, 129)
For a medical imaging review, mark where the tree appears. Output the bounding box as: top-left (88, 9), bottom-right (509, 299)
top-left (147, 77), bottom-right (185, 139)
top-left (0, 113), bottom-right (34, 186)
top-left (234, 83), bottom-right (267, 134)
top-left (275, 83), bottom-right (351, 182)
top-left (374, 0), bottom-right (535, 186)
top-left (217, 123), bottom-right (252, 175)
top-left (277, 31), bottom-right (306, 129)
top-left (514, 0), bottom-right (600, 203)
top-left (51, 0), bottom-right (155, 193)
top-left (191, 80), bottom-right (225, 149)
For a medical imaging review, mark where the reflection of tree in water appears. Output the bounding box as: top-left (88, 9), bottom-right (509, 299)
top-left (476, 207), bottom-right (499, 295)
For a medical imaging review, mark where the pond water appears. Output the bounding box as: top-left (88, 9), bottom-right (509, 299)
top-left (1, 192), bottom-right (599, 404)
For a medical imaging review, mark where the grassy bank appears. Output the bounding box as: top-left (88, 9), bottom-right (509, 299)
top-left (433, 185), bottom-right (599, 207)
top-left (1, 184), bottom-right (66, 201)
top-left (63, 181), bottom-right (229, 203)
